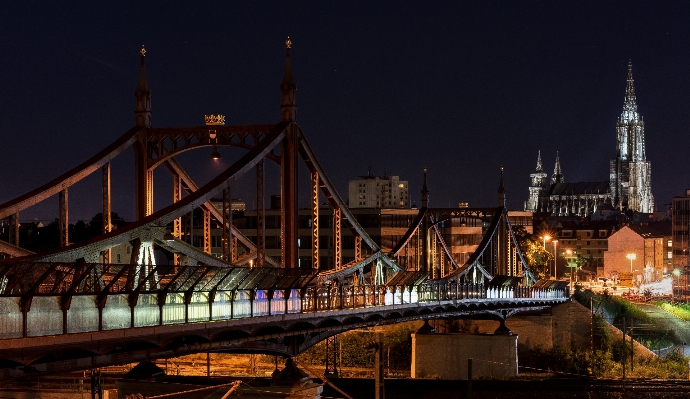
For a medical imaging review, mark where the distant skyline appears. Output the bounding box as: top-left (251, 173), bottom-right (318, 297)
top-left (1, 2), bottom-right (689, 222)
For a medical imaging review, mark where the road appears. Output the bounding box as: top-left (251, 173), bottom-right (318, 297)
top-left (635, 303), bottom-right (690, 356)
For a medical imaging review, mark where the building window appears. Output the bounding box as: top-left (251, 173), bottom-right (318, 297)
top-left (668, 251), bottom-right (673, 258)
top-left (587, 241), bottom-right (590, 245)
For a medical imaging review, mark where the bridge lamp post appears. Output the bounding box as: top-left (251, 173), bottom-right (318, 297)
top-left (552, 240), bottom-right (558, 280)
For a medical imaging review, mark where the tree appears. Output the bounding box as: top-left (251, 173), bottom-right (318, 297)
top-left (512, 226), bottom-right (553, 279)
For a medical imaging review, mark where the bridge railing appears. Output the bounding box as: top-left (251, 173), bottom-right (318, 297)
top-left (0, 283), bottom-right (567, 339)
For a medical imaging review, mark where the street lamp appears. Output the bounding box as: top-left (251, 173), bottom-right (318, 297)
top-left (626, 253), bottom-right (636, 276)
top-left (540, 234), bottom-right (551, 249)
top-left (673, 269), bottom-right (681, 300)
top-left (552, 240), bottom-right (558, 280)
top-left (566, 249), bottom-right (573, 295)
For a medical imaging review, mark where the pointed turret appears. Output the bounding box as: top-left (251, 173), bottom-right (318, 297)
top-left (498, 166), bottom-right (506, 207)
top-left (535, 150), bottom-right (543, 173)
top-left (526, 150), bottom-right (548, 212)
top-left (551, 152), bottom-right (564, 185)
top-left (134, 45), bottom-right (151, 127)
top-left (421, 168), bottom-right (429, 208)
top-left (280, 36), bottom-right (297, 121)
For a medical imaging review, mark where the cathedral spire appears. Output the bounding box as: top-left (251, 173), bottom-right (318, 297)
top-left (552, 152), bottom-right (564, 184)
top-left (498, 166), bottom-right (506, 207)
top-left (535, 150), bottom-right (543, 172)
top-left (134, 45), bottom-right (151, 127)
top-left (624, 60), bottom-right (637, 114)
top-left (421, 168), bottom-right (429, 208)
top-left (280, 36), bottom-right (297, 121)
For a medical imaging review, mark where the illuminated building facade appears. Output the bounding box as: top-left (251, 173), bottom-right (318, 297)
top-left (672, 190), bottom-right (690, 270)
top-left (525, 62), bottom-right (653, 215)
top-left (348, 173), bottom-right (409, 209)
top-left (524, 151), bottom-right (612, 216)
top-left (609, 62), bottom-right (654, 213)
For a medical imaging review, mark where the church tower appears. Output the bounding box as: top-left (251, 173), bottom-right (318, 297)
top-left (525, 151), bottom-right (548, 212)
top-left (609, 62), bottom-right (653, 212)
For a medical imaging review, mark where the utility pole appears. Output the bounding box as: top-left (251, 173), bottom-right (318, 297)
top-left (630, 317), bottom-right (634, 372)
top-left (590, 297), bottom-right (594, 361)
top-left (363, 332), bottom-right (385, 399)
top-left (622, 317), bottom-right (626, 392)
top-left (467, 358), bottom-right (473, 399)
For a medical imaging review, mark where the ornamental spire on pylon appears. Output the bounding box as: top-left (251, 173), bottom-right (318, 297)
top-left (281, 36), bottom-right (297, 121)
top-left (498, 166), bottom-right (506, 207)
top-left (535, 150), bottom-right (543, 173)
top-left (134, 45), bottom-right (151, 127)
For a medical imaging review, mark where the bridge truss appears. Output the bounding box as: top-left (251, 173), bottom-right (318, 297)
top-left (0, 41), bottom-right (566, 379)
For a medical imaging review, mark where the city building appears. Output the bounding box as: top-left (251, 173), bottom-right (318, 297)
top-left (672, 190), bottom-right (690, 271)
top-left (603, 222), bottom-right (670, 286)
top-left (553, 221), bottom-right (617, 278)
top-left (525, 62), bottom-right (653, 215)
top-left (348, 172), bottom-right (409, 209)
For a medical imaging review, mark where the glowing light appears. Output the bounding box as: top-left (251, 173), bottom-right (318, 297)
top-left (210, 146), bottom-right (221, 160)
top-left (626, 253), bottom-right (637, 273)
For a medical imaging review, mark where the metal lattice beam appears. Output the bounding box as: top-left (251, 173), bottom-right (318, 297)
top-left (333, 208), bottom-right (341, 270)
top-left (311, 171), bottom-right (319, 269)
top-left (203, 209), bottom-right (211, 255)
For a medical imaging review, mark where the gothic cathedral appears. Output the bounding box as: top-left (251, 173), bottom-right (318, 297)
top-left (525, 62), bottom-right (654, 215)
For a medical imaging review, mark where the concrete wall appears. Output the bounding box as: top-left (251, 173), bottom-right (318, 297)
top-left (453, 300), bottom-right (591, 352)
top-left (411, 333), bottom-right (517, 379)
top-left (450, 300), bottom-right (655, 358)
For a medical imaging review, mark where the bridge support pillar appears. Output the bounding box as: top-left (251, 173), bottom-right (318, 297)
top-left (256, 159), bottom-right (265, 267)
top-left (494, 319), bottom-right (513, 335)
top-left (133, 139), bottom-right (153, 221)
top-left (412, 332), bottom-right (518, 380)
top-left (280, 125), bottom-right (299, 268)
top-left (496, 209), bottom-right (508, 275)
top-left (102, 162), bottom-right (111, 264)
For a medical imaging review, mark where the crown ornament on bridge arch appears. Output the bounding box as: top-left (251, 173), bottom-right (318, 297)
top-left (204, 114), bottom-right (226, 126)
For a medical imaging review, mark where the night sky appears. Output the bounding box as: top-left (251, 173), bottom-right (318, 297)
top-left (1, 2), bottom-right (689, 223)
